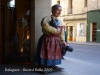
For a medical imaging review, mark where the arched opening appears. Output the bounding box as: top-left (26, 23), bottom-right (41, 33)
top-left (66, 23), bottom-right (75, 41)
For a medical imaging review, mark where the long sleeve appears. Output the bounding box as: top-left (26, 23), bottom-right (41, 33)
top-left (58, 19), bottom-right (65, 41)
top-left (41, 16), bottom-right (58, 34)
top-left (59, 26), bottom-right (65, 41)
top-left (41, 16), bottom-right (65, 41)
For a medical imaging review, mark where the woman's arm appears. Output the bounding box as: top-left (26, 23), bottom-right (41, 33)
top-left (58, 19), bottom-right (67, 46)
top-left (41, 17), bottom-right (61, 34)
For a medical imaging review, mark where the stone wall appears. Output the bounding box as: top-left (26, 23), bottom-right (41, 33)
top-left (88, 0), bottom-right (100, 11)
top-left (52, 0), bottom-right (87, 15)
top-left (31, 0), bottom-right (51, 63)
top-left (72, 0), bottom-right (87, 14)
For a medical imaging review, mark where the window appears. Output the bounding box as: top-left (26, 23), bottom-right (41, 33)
top-left (68, 0), bottom-right (72, 14)
top-left (77, 23), bottom-right (84, 36)
top-left (69, 0), bottom-right (72, 8)
top-left (84, 0), bottom-right (87, 7)
top-left (7, 0), bottom-right (15, 7)
top-left (57, 1), bottom-right (60, 5)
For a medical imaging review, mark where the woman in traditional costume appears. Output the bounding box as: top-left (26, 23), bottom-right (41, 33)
top-left (35, 4), bottom-right (67, 70)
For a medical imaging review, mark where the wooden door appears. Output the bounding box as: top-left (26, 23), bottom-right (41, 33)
top-left (92, 23), bottom-right (97, 42)
top-left (69, 26), bottom-right (73, 41)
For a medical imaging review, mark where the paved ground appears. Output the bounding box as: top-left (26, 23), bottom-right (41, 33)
top-left (68, 41), bottom-right (100, 46)
top-left (0, 57), bottom-right (100, 75)
top-left (66, 44), bottom-right (100, 65)
top-left (0, 42), bottom-right (100, 75)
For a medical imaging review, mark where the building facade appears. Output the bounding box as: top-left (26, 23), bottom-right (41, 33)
top-left (52, 0), bottom-right (87, 42)
top-left (87, 0), bottom-right (100, 42)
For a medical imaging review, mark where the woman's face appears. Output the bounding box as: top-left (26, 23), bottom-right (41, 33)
top-left (52, 7), bottom-right (62, 17)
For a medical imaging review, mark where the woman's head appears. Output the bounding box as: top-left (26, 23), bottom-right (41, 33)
top-left (51, 4), bottom-right (62, 17)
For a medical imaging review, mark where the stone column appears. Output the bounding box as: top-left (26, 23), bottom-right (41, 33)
top-left (31, 0), bottom-right (51, 64)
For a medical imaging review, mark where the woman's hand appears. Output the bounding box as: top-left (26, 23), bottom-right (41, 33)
top-left (62, 40), bottom-right (67, 46)
top-left (56, 28), bottom-right (61, 34)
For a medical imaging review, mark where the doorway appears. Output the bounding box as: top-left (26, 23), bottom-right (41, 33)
top-left (66, 26), bottom-right (73, 41)
top-left (92, 23), bottom-right (97, 42)
top-left (9, 0), bottom-right (31, 64)
top-left (1, 0), bottom-right (31, 65)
